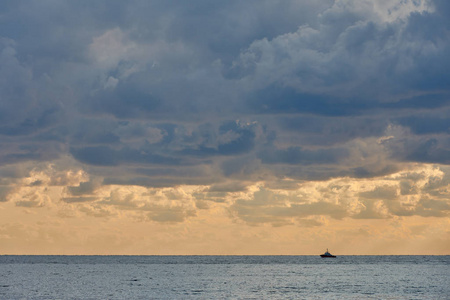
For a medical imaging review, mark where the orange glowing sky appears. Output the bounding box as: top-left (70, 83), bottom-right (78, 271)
top-left (1, 161), bottom-right (448, 255)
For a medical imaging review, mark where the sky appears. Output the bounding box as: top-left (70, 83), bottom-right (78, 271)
top-left (0, 0), bottom-right (449, 255)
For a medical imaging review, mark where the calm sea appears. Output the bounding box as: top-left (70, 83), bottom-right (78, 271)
top-left (0, 255), bottom-right (448, 299)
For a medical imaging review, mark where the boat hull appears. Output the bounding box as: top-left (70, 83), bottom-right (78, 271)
top-left (320, 255), bottom-right (336, 258)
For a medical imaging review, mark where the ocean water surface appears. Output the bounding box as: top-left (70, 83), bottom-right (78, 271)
top-left (0, 255), bottom-right (448, 299)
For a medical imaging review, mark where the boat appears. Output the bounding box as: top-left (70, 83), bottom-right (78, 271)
top-left (320, 248), bottom-right (336, 258)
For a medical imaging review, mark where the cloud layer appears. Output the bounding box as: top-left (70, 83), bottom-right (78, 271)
top-left (0, 0), bottom-right (449, 254)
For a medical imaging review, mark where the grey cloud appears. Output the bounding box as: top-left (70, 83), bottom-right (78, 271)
top-left (15, 200), bottom-right (44, 208)
top-left (103, 176), bottom-right (217, 188)
top-left (279, 116), bottom-right (388, 146)
top-left (354, 174), bottom-right (450, 219)
top-left (113, 122), bottom-right (166, 144)
top-left (181, 121), bottom-right (257, 157)
top-left (78, 205), bottom-right (115, 218)
top-left (195, 200), bottom-right (209, 210)
top-left (67, 178), bottom-right (103, 196)
top-left (98, 190), bottom-right (141, 209)
top-left (385, 94), bottom-right (450, 111)
top-left (29, 180), bottom-right (43, 187)
top-left (0, 0), bottom-right (449, 194)
top-left (69, 119), bottom-right (121, 146)
top-left (263, 179), bottom-right (301, 191)
top-left (0, 165), bottom-right (28, 179)
top-left (70, 146), bottom-right (119, 166)
top-left (1, 1), bottom-right (336, 121)
top-left (128, 0), bottom-right (333, 66)
top-left (359, 185), bottom-right (398, 200)
top-left (208, 181), bottom-right (248, 193)
top-left (193, 191), bottom-right (228, 204)
top-left (231, 0), bottom-right (450, 113)
top-left (82, 81), bottom-right (162, 118)
top-left (232, 199), bottom-right (348, 225)
top-left (0, 142), bottom-right (63, 166)
top-left (131, 166), bottom-right (219, 187)
top-left (230, 188), bottom-right (348, 226)
top-left (296, 218), bottom-right (325, 227)
top-left (0, 186), bottom-right (13, 202)
top-left (144, 205), bottom-right (196, 223)
top-left (0, 152), bottom-right (41, 165)
top-left (70, 146), bottom-right (181, 167)
top-left (67, 119), bottom-right (172, 150)
top-left (394, 138), bottom-right (450, 165)
top-left (94, 189), bottom-right (198, 223)
top-left (0, 40), bottom-right (68, 137)
top-left (349, 165), bottom-right (400, 179)
top-left (352, 199), bottom-right (388, 219)
top-left (259, 146), bottom-right (349, 165)
top-left (289, 202), bottom-right (348, 219)
top-left (61, 197), bottom-right (98, 204)
top-left (414, 199), bottom-right (450, 217)
top-left (220, 155), bottom-right (261, 178)
top-left (134, 166), bottom-right (211, 178)
top-left (387, 198), bottom-right (450, 218)
top-left (396, 115), bottom-right (450, 135)
top-left (15, 192), bottom-right (47, 208)
top-left (422, 168), bottom-right (450, 199)
top-left (259, 161), bottom-right (401, 181)
top-left (399, 180), bottom-right (419, 196)
top-left (246, 88), bottom-right (368, 116)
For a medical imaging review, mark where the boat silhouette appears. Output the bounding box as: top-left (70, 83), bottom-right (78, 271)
top-left (320, 248), bottom-right (336, 258)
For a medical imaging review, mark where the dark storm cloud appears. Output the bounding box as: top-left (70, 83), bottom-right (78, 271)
top-left (230, 1), bottom-right (450, 111)
top-left (0, 0), bottom-right (449, 189)
top-left (126, 0), bottom-right (333, 64)
top-left (247, 87), bottom-right (369, 116)
top-left (387, 137), bottom-right (450, 165)
top-left (404, 139), bottom-right (450, 164)
top-left (396, 115), bottom-right (450, 135)
top-left (248, 88), bottom-right (450, 117)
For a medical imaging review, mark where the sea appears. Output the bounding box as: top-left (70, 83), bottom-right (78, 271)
top-left (0, 255), bottom-right (448, 299)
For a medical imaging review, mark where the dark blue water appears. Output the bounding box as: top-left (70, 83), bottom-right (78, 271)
top-left (1, 256), bottom-right (448, 299)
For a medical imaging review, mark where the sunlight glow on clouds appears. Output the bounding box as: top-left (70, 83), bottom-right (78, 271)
top-left (0, 0), bottom-right (448, 254)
